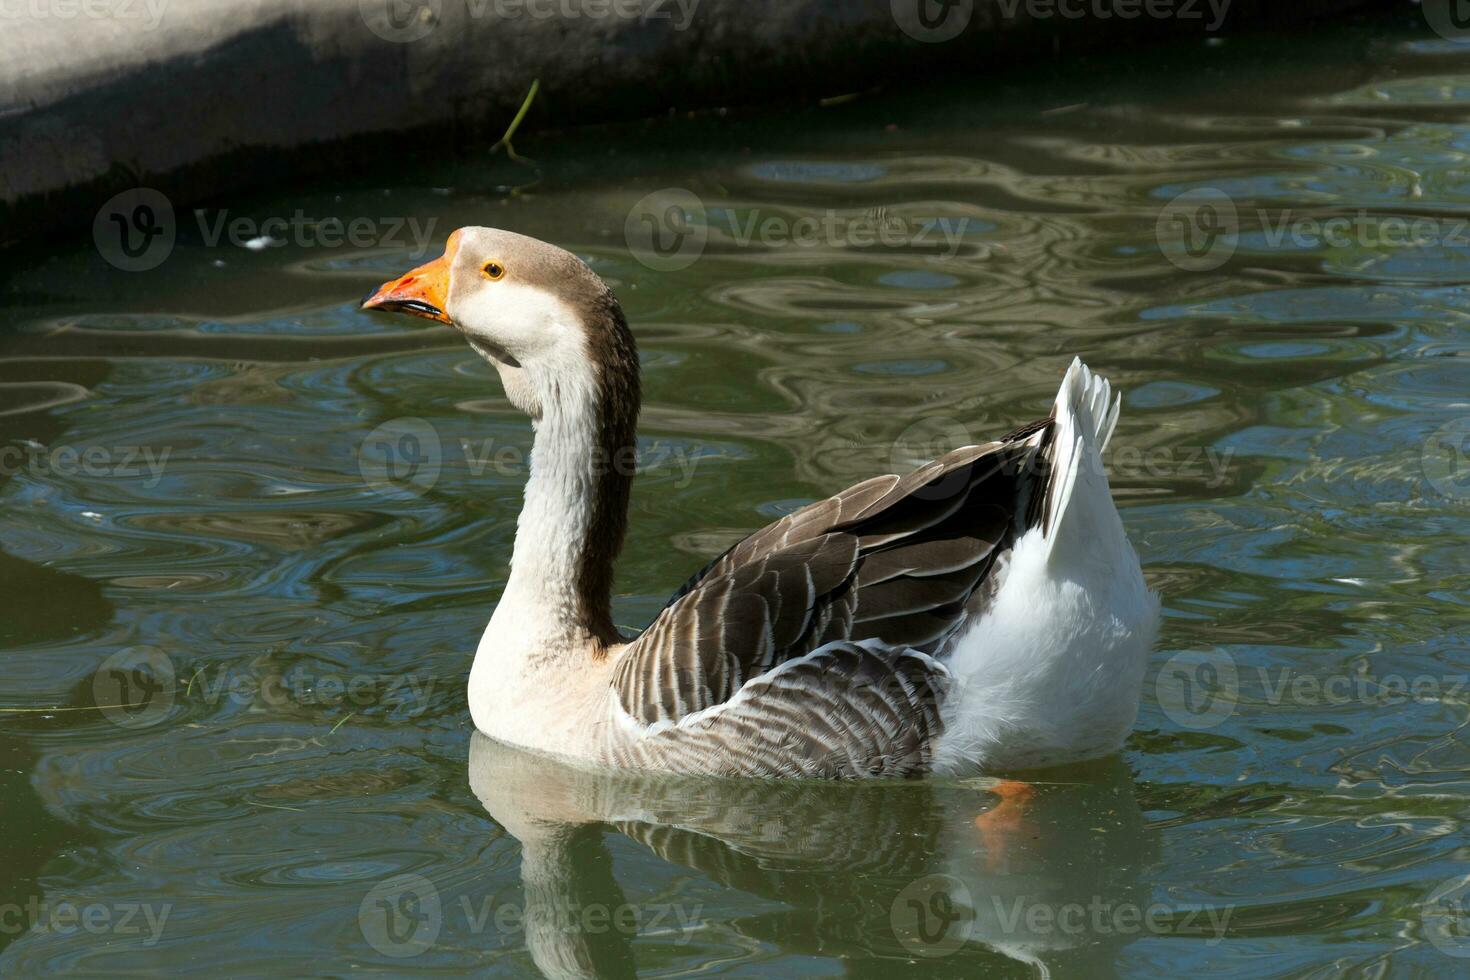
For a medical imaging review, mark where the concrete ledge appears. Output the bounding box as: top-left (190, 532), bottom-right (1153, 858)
top-left (1, 0), bottom-right (1385, 246)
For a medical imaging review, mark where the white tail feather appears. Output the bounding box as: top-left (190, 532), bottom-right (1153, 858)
top-left (1044, 358), bottom-right (1118, 556)
top-left (932, 356), bottom-right (1157, 772)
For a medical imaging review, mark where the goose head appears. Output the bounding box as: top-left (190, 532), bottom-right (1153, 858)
top-left (361, 227), bottom-right (638, 422)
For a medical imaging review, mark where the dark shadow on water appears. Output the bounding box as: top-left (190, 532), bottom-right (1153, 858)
top-left (0, 552), bottom-right (113, 956)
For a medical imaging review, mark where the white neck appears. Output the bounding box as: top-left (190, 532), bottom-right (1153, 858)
top-left (495, 370), bottom-right (608, 657)
top-left (469, 360), bottom-right (634, 747)
top-left (462, 284), bottom-right (640, 746)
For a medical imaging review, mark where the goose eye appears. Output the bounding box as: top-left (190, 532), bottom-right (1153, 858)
top-left (482, 262), bottom-right (506, 281)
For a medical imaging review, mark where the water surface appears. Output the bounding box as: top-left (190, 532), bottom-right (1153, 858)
top-left (2, 13), bottom-right (1469, 977)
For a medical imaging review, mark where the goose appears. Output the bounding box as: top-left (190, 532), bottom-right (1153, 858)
top-left (362, 227), bottom-right (1160, 779)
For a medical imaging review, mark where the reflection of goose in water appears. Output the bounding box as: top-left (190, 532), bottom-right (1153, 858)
top-left (468, 734), bottom-right (1160, 978)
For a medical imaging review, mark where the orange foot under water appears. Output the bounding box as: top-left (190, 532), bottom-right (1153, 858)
top-left (974, 779), bottom-right (1037, 873)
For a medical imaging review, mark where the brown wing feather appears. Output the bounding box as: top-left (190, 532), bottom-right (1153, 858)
top-left (613, 425), bottom-right (1051, 730)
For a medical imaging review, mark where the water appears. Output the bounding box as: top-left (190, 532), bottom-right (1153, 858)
top-left (3, 13), bottom-right (1470, 976)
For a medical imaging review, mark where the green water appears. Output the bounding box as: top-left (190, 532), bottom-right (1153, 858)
top-left (3, 14), bottom-right (1470, 977)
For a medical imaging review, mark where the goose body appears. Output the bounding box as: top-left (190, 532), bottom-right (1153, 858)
top-left (363, 227), bottom-right (1160, 778)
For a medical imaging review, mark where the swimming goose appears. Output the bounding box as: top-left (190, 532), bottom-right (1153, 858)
top-left (362, 227), bottom-right (1160, 778)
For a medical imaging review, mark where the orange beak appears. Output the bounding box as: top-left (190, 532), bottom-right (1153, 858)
top-left (360, 233), bottom-right (460, 324)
